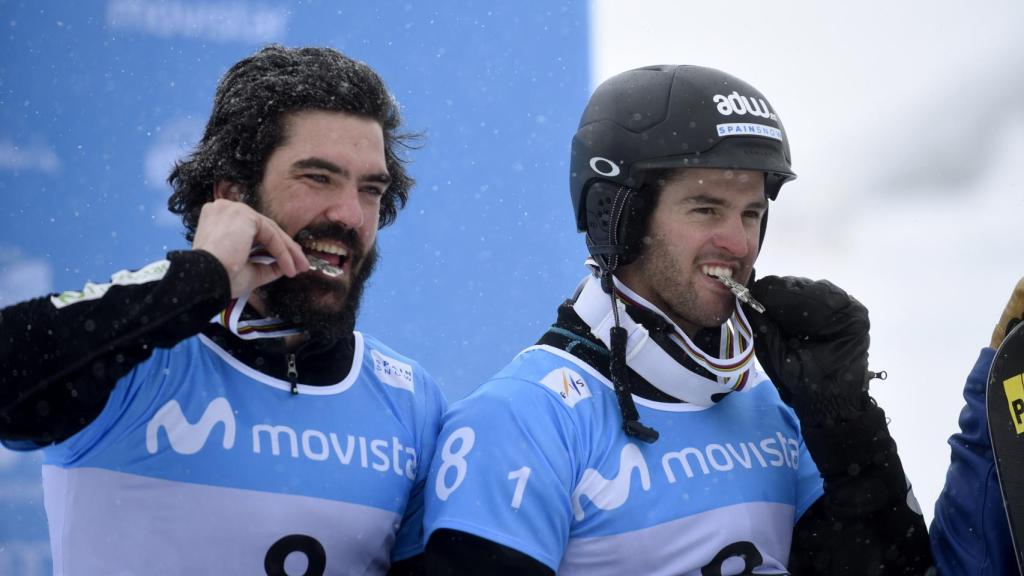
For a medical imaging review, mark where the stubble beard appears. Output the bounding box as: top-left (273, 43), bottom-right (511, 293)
top-left (641, 239), bottom-right (736, 332)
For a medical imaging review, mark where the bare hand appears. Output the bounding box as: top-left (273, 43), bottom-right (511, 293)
top-left (191, 199), bottom-right (309, 298)
top-left (992, 277), bottom-right (1024, 349)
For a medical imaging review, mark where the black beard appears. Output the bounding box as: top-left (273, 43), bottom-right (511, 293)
top-left (244, 184), bottom-right (379, 344)
top-left (259, 244), bottom-right (378, 344)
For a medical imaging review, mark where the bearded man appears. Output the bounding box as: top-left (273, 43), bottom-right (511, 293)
top-left (0, 45), bottom-right (445, 576)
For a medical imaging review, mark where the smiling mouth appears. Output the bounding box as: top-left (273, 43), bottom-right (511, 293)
top-left (701, 265), bottom-right (734, 281)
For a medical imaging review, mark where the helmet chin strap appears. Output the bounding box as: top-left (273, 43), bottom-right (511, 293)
top-left (574, 268), bottom-right (759, 408)
top-left (598, 267), bottom-right (660, 443)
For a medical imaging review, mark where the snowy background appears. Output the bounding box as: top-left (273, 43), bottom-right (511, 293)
top-left (2, 0), bottom-right (1022, 572)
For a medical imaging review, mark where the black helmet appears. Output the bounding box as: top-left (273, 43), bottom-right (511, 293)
top-left (570, 65), bottom-right (796, 272)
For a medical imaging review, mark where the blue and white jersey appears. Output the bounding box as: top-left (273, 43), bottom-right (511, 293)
top-left (40, 332), bottom-right (446, 575)
top-left (424, 345), bottom-right (823, 575)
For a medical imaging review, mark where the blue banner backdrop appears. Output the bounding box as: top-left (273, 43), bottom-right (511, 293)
top-left (0, 1), bottom-right (589, 572)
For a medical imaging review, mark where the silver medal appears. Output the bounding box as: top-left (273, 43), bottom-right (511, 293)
top-left (710, 272), bottom-right (765, 314)
top-left (307, 255), bottom-right (343, 278)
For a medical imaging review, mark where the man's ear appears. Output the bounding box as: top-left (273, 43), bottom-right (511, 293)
top-left (213, 180), bottom-right (243, 201)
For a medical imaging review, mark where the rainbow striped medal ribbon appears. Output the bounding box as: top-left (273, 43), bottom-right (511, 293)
top-left (209, 247), bottom-right (305, 340)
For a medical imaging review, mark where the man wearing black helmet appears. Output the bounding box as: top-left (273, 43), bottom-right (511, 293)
top-left (423, 65), bottom-right (933, 574)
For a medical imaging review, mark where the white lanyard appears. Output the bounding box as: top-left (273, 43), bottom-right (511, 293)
top-left (572, 272), bottom-right (757, 406)
top-left (209, 250), bottom-right (304, 340)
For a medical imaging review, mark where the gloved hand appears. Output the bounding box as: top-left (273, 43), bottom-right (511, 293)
top-left (744, 275), bottom-right (934, 574)
top-left (992, 276), bottom-right (1024, 349)
top-left (743, 275), bottom-right (871, 426)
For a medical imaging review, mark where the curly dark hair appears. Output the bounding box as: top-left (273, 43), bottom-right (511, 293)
top-left (168, 45), bottom-right (415, 241)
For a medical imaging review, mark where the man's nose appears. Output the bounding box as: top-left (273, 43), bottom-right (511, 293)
top-left (323, 185), bottom-right (365, 229)
top-left (711, 216), bottom-right (752, 257)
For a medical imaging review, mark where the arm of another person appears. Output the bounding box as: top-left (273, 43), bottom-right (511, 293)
top-left (929, 276), bottom-right (1023, 576)
top-left (0, 199), bottom-right (307, 446)
top-left (425, 529), bottom-right (552, 576)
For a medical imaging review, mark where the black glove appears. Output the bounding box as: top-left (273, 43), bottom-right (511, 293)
top-left (744, 275), bottom-right (871, 426)
top-left (747, 276), bottom-right (935, 574)
top-left (744, 273), bottom-right (891, 487)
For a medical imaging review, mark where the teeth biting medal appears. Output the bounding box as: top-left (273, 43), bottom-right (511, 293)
top-left (249, 247), bottom-right (343, 278)
top-left (710, 270), bottom-right (765, 313)
top-left (306, 255), bottom-right (342, 277)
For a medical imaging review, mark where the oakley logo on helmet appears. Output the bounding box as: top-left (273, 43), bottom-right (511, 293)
top-left (713, 91), bottom-right (778, 122)
top-left (589, 156), bottom-right (621, 177)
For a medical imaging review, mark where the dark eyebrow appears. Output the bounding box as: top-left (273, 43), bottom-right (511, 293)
top-left (681, 194), bottom-right (729, 206)
top-left (291, 157), bottom-right (391, 186)
top-left (292, 157), bottom-right (345, 175)
top-left (364, 172), bottom-right (392, 186)
top-left (744, 197), bottom-right (769, 211)
top-left (682, 194), bottom-right (768, 211)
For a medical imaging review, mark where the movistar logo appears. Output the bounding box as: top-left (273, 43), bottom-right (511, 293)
top-left (143, 397), bottom-right (418, 479)
top-left (713, 91), bottom-right (778, 122)
top-left (146, 397), bottom-right (236, 455)
top-left (571, 443), bottom-right (651, 520)
top-left (660, 432), bottom-right (800, 482)
top-left (568, 432), bottom-right (803, 521)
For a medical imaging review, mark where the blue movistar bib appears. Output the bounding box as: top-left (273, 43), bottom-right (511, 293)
top-left (424, 345), bottom-right (822, 575)
top-left (40, 332), bottom-right (446, 575)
